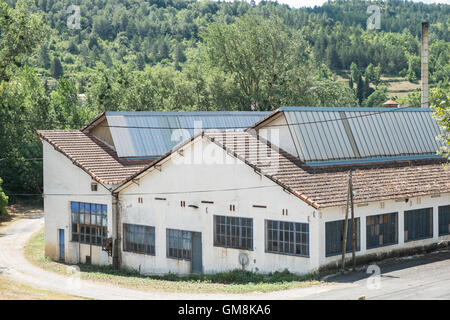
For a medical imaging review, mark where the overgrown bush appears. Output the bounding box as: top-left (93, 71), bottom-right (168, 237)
top-left (0, 178), bottom-right (9, 218)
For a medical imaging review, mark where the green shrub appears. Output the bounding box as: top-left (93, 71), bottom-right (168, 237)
top-left (0, 178), bottom-right (9, 218)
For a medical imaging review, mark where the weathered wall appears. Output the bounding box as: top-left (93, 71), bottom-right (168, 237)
top-left (119, 137), bottom-right (319, 275)
top-left (43, 141), bottom-right (113, 266)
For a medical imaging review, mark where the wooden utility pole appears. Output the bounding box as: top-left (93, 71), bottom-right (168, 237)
top-left (341, 171), bottom-right (352, 269)
top-left (350, 171), bottom-right (356, 271)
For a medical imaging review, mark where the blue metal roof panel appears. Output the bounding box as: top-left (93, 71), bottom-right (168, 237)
top-left (105, 111), bottom-right (270, 158)
top-left (280, 107), bottom-right (443, 163)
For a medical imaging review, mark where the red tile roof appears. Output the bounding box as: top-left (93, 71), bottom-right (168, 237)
top-left (205, 131), bottom-right (450, 208)
top-left (38, 129), bottom-right (450, 208)
top-left (37, 130), bottom-right (155, 185)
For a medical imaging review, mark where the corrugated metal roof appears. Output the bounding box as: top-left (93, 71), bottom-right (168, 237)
top-left (105, 111), bottom-right (270, 158)
top-left (279, 107), bottom-right (443, 165)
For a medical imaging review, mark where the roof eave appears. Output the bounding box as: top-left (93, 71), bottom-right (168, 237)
top-left (80, 112), bottom-right (106, 132)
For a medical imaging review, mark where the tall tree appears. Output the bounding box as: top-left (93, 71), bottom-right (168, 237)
top-left (50, 57), bottom-right (64, 79)
top-left (202, 14), bottom-right (310, 110)
top-left (0, 0), bottom-right (47, 81)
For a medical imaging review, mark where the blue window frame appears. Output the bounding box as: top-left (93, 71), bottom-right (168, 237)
top-left (166, 229), bottom-right (192, 260)
top-left (325, 218), bottom-right (360, 257)
top-left (404, 208), bottom-right (433, 242)
top-left (71, 201), bottom-right (107, 246)
top-left (214, 215), bottom-right (253, 250)
top-left (366, 212), bottom-right (398, 249)
top-left (438, 205), bottom-right (450, 236)
top-left (265, 220), bottom-right (309, 257)
top-left (123, 223), bottom-right (155, 255)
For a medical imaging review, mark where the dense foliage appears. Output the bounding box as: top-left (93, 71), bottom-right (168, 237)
top-left (0, 0), bottom-right (449, 197)
top-left (432, 88), bottom-right (450, 162)
top-left (0, 178), bottom-right (8, 217)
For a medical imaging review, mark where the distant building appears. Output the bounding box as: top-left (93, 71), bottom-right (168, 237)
top-left (38, 107), bottom-right (450, 275)
top-left (383, 99), bottom-right (399, 108)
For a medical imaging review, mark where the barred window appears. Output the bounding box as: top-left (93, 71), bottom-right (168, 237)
top-left (214, 215), bottom-right (253, 250)
top-left (123, 223), bottom-right (155, 255)
top-left (439, 205), bottom-right (450, 236)
top-left (265, 220), bottom-right (309, 257)
top-left (325, 218), bottom-right (360, 257)
top-left (366, 212), bottom-right (398, 249)
top-left (404, 208), bottom-right (433, 242)
top-left (71, 202), bottom-right (107, 246)
top-left (166, 229), bottom-right (192, 260)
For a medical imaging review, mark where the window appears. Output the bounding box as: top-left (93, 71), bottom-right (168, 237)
top-left (265, 220), bottom-right (309, 257)
top-left (166, 229), bottom-right (192, 260)
top-left (214, 215), bottom-right (253, 250)
top-left (404, 208), bottom-right (433, 242)
top-left (91, 183), bottom-right (98, 192)
top-left (123, 223), bottom-right (155, 255)
top-left (325, 218), bottom-right (360, 257)
top-left (71, 202), bottom-right (107, 246)
top-left (366, 212), bottom-right (398, 249)
top-left (439, 205), bottom-right (450, 236)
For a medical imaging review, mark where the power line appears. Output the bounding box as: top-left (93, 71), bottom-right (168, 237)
top-left (0, 158), bottom-right (43, 162)
top-left (5, 184), bottom-right (279, 197)
top-left (0, 106), bottom-right (420, 130)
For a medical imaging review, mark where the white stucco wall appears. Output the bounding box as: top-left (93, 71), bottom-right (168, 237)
top-left (118, 137), bottom-right (319, 275)
top-left (42, 141), bottom-right (113, 265)
top-left (42, 134), bottom-right (450, 276)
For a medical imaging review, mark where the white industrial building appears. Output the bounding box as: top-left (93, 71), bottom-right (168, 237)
top-left (38, 107), bottom-right (450, 275)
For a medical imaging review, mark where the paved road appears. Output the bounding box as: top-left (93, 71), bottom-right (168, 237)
top-left (0, 216), bottom-right (449, 300)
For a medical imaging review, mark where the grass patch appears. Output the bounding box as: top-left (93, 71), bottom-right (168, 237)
top-left (0, 275), bottom-right (84, 300)
top-left (25, 228), bottom-right (321, 294)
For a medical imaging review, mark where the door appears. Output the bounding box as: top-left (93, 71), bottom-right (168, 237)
top-left (191, 232), bottom-right (202, 274)
top-left (59, 229), bottom-right (65, 261)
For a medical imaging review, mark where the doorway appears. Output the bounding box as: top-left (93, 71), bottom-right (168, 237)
top-left (191, 232), bottom-right (202, 274)
top-left (58, 229), bottom-right (65, 262)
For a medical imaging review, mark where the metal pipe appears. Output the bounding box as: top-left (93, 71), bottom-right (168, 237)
top-left (421, 22), bottom-right (429, 109)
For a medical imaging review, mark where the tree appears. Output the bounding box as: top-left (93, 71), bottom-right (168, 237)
top-left (0, 178), bottom-right (8, 218)
top-left (356, 74), bottom-right (364, 105)
top-left (0, 0), bottom-right (47, 81)
top-left (363, 85), bottom-right (388, 108)
top-left (431, 88), bottom-right (450, 162)
top-left (39, 45), bottom-right (51, 69)
top-left (50, 57), bottom-right (64, 79)
top-left (350, 62), bottom-right (360, 83)
top-left (202, 14), bottom-right (310, 110)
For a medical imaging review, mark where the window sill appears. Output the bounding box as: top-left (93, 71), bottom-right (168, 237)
top-left (265, 250), bottom-right (309, 258)
top-left (213, 244), bottom-right (254, 251)
top-left (366, 241), bottom-right (398, 250)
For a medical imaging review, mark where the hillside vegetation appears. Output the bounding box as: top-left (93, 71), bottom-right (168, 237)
top-left (0, 0), bottom-right (449, 195)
